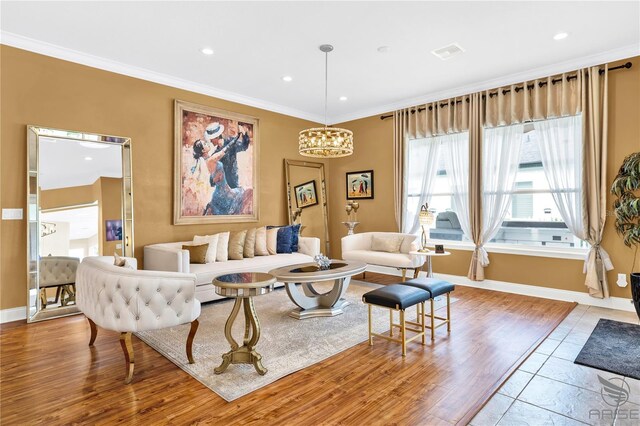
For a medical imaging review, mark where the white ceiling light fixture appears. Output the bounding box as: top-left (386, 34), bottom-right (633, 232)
top-left (553, 32), bottom-right (569, 40)
top-left (339, 96), bottom-right (348, 101)
top-left (282, 75), bottom-right (293, 82)
top-left (299, 44), bottom-right (353, 158)
top-left (84, 156), bottom-right (93, 161)
top-left (431, 43), bottom-right (465, 61)
top-left (200, 47), bottom-right (214, 55)
top-left (377, 46), bottom-right (391, 53)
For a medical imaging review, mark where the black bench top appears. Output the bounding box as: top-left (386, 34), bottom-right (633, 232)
top-left (363, 284), bottom-right (430, 310)
top-left (402, 277), bottom-right (455, 297)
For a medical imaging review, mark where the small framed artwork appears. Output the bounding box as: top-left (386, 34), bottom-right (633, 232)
top-left (435, 244), bottom-right (445, 254)
top-left (346, 170), bottom-right (374, 200)
top-left (294, 180), bottom-right (318, 209)
top-left (105, 220), bottom-right (123, 241)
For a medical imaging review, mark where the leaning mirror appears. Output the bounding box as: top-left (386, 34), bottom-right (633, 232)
top-left (27, 126), bottom-right (133, 322)
top-left (284, 159), bottom-right (330, 256)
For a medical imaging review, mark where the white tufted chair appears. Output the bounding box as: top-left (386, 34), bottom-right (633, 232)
top-left (39, 256), bottom-right (80, 307)
top-left (76, 256), bottom-right (201, 383)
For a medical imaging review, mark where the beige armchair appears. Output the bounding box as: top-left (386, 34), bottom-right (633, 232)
top-left (76, 256), bottom-right (201, 383)
top-left (39, 256), bottom-right (80, 308)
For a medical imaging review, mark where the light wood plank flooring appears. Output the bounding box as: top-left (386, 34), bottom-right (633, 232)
top-left (1, 279), bottom-right (574, 425)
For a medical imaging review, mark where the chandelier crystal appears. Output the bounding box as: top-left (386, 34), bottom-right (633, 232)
top-left (299, 45), bottom-right (353, 158)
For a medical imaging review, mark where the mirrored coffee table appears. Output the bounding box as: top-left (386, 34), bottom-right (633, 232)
top-left (269, 260), bottom-right (366, 319)
top-left (212, 272), bottom-right (276, 375)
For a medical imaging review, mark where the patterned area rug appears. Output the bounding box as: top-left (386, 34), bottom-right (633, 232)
top-left (136, 280), bottom-right (455, 401)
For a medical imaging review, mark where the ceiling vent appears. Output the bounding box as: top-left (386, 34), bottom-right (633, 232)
top-left (431, 43), bottom-right (465, 60)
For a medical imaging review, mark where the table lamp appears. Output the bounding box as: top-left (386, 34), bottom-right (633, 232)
top-left (418, 204), bottom-right (435, 252)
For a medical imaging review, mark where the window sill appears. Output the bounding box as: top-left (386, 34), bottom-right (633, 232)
top-left (426, 240), bottom-right (588, 261)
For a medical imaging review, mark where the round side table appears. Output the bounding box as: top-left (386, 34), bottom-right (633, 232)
top-left (409, 250), bottom-right (451, 277)
top-left (212, 272), bottom-right (276, 375)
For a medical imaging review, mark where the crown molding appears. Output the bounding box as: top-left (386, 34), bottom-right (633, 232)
top-left (0, 31), bottom-right (325, 124)
top-left (331, 43), bottom-right (640, 124)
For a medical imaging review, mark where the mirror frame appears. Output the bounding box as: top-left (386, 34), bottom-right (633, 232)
top-left (284, 159), bottom-right (330, 256)
top-left (26, 125), bottom-right (134, 323)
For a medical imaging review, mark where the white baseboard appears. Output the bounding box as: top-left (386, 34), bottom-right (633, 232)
top-left (364, 265), bottom-right (636, 313)
top-left (1, 306), bottom-right (27, 324)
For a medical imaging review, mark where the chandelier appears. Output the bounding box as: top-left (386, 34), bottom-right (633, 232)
top-left (299, 44), bottom-right (353, 158)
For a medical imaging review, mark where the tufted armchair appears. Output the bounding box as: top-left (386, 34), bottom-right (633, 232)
top-left (39, 256), bottom-right (79, 307)
top-left (76, 256), bottom-right (201, 383)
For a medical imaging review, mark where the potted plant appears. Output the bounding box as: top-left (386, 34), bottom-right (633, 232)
top-left (611, 151), bottom-right (640, 319)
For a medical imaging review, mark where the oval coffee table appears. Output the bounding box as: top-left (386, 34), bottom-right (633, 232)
top-left (212, 272), bottom-right (276, 375)
top-left (269, 260), bottom-right (366, 320)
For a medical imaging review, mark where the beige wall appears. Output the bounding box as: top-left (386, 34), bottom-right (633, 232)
top-left (1, 45), bottom-right (320, 310)
top-left (329, 57), bottom-right (640, 299)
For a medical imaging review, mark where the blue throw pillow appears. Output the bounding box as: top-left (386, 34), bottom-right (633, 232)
top-left (276, 226), bottom-right (294, 254)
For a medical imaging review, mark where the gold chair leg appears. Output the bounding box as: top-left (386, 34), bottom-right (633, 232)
top-left (447, 293), bottom-right (451, 332)
top-left (401, 268), bottom-right (407, 282)
top-left (389, 309), bottom-right (394, 337)
top-left (186, 319), bottom-right (199, 364)
top-left (362, 271), bottom-right (366, 280)
top-left (40, 288), bottom-right (47, 309)
top-left (368, 305), bottom-right (373, 346)
top-left (430, 299), bottom-right (435, 341)
top-left (400, 310), bottom-right (406, 356)
top-left (120, 332), bottom-right (135, 384)
top-left (421, 302), bottom-right (426, 345)
top-left (54, 286), bottom-right (62, 304)
top-left (413, 268), bottom-right (420, 279)
top-left (88, 318), bottom-right (98, 346)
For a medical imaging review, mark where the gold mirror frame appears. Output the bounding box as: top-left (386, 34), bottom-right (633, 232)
top-left (284, 159), bottom-right (330, 256)
top-left (26, 126), bottom-right (134, 323)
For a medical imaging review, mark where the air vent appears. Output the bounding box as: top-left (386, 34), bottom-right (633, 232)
top-left (431, 43), bottom-right (465, 60)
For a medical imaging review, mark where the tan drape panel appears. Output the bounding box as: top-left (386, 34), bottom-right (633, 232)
top-left (393, 110), bottom-right (409, 231)
top-left (582, 65), bottom-right (613, 298)
top-left (466, 94), bottom-right (485, 280)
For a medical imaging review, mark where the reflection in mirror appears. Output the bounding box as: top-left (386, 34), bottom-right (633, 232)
top-left (284, 159), bottom-right (330, 256)
top-left (27, 126), bottom-right (133, 322)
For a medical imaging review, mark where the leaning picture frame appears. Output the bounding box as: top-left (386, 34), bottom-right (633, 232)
top-left (294, 180), bottom-right (319, 209)
top-left (174, 100), bottom-right (259, 224)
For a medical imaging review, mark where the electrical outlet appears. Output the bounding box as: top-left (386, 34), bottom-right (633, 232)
top-left (116, 243), bottom-right (122, 249)
top-left (616, 273), bottom-right (628, 287)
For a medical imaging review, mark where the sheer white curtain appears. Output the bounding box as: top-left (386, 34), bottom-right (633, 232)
top-left (534, 115), bottom-right (613, 285)
top-left (402, 137), bottom-right (441, 233)
top-left (441, 132), bottom-right (471, 239)
top-left (477, 124), bottom-right (525, 267)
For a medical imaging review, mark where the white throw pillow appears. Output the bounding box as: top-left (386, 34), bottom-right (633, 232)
top-left (216, 231), bottom-right (230, 261)
top-left (254, 226), bottom-right (268, 256)
top-left (193, 234), bottom-right (220, 263)
top-left (371, 235), bottom-right (403, 253)
top-left (266, 228), bottom-right (279, 255)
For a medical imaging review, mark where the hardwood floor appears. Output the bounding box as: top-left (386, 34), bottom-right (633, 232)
top-left (1, 279), bottom-right (574, 425)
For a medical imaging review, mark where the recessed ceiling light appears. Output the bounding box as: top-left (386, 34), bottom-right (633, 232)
top-left (553, 32), bottom-right (569, 41)
top-left (377, 46), bottom-right (391, 53)
top-left (200, 47), bottom-right (214, 55)
top-left (282, 75), bottom-right (293, 82)
top-left (339, 96), bottom-right (348, 101)
top-left (84, 156), bottom-right (93, 161)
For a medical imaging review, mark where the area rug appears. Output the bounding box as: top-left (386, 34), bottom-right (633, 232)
top-left (574, 318), bottom-right (640, 380)
top-left (136, 280), bottom-right (455, 401)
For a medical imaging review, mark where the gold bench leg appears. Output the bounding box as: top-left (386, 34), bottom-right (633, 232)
top-left (421, 302), bottom-right (426, 345)
top-left (389, 309), bottom-right (393, 337)
top-left (447, 293), bottom-right (451, 332)
top-left (368, 304), bottom-right (373, 346)
top-left (400, 310), bottom-right (406, 356)
top-left (430, 298), bottom-right (435, 341)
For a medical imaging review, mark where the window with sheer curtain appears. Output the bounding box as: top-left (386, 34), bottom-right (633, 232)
top-left (403, 115), bottom-right (588, 251)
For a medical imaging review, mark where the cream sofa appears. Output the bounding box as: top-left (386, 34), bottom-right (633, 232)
top-left (341, 232), bottom-right (422, 280)
top-left (144, 236), bottom-right (320, 303)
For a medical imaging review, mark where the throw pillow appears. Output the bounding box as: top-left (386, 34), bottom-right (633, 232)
top-left (371, 235), bottom-right (404, 253)
top-left (216, 231), bottom-right (230, 261)
top-left (228, 230), bottom-right (247, 260)
top-left (182, 243), bottom-right (208, 264)
top-left (276, 226), bottom-right (294, 254)
top-left (244, 228), bottom-right (256, 258)
top-left (254, 226), bottom-right (268, 256)
top-left (290, 223), bottom-right (301, 252)
top-left (266, 227), bottom-right (279, 255)
top-left (113, 252), bottom-right (133, 268)
top-left (193, 234), bottom-right (220, 263)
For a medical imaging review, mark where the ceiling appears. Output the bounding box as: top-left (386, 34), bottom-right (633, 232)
top-left (41, 205), bottom-right (99, 240)
top-left (2, 1), bottom-right (639, 124)
top-left (39, 137), bottom-right (122, 190)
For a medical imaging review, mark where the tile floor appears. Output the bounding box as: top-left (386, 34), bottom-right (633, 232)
top-left (470, 304), bottom-right (640, 426)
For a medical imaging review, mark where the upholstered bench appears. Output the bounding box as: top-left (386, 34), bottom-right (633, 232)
top-left (362, 284), bottom-right (431, 356)
top-left (401, 277), bottom-right (455, 340)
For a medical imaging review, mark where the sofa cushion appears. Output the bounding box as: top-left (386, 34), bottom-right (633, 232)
top-left (342, 249), bottom-right (418, 268)
top-left (189, 252), bottom-right (312, 286)
top-left (228, 230), bottom-right (247, 260)
top-left (255, 226), bottom-right (268, 256)
top-left (216, 232), bottom-right (230, 261)
top-left (193, 234), bottom-right (219, 263)
top-left (182, 244), bottom-right (208, 264)
top-left (371, 235), bottom-right (403, 253)
top-left (266, 228), bottom-right (279, 255)
top-left (276, 226), bottom-right (294, 254)
top-left (244, 228), bottom-right (256, 258)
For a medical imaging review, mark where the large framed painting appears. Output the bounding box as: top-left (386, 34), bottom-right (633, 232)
top-left (174, 100), bottom-right (259, 224)
top-left (294, 180), bottom-right (318, 209)
top-left (346, 170), bottom-right (374, 200)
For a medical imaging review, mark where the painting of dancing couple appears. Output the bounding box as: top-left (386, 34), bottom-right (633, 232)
top-left (174, 100), bottom-right (258, 224)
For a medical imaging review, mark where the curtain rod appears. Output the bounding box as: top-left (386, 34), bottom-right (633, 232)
top-left (379, 61), bottom-right (632, 120)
